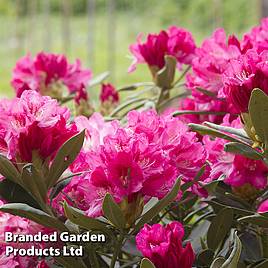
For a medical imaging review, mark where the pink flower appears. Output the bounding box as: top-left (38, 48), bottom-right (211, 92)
top-left (127, 110), bottom-right (208, 188)
top-left (242, 18), bottom-right (268, 54)
top-left (136, 222), bottom-right (195, 268)
top-left (179, 97), bottom-right (232, 124)
top-left (186, 29), bottom-right (241, 96)
top-left (11, 52), bottom-right (92, 97)
top-left (183, 29), bottom-right (241, 123)
top-left (128, 27), bottom-right (196, 72)
top-left (222, 50), bottom-right (268, 113)
top-left (257, 199), bottom-right (268, 213)
top-left (0, 90), bottom-right (77, 162)
top-left (129, 31), bottom-right (169, 72)
top-left (100, 83), bottom-right (119, 104)
top-left (204, 115), bottom-right (268, 189)
top-left (52, 110), bottom-right (207, 217)
top-left (167, 26), bottom-right (196, 65)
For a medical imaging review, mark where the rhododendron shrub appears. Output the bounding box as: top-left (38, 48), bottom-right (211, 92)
top-left (2, 19), bottom-right (268, 268)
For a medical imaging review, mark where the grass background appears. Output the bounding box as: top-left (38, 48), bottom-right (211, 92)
top-left (0, 0), bottom-right (260, 98)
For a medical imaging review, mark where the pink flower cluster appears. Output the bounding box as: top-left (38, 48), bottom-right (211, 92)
top-left (11, 52), bottom-right (92, 98)
top-left (222, 50), bottom-right (268, 113)
top-left (181, 19), bottom-right (268, 118)
top-left (129, 26), bottom-right (196, 73)
top-left (180, 29), bottom-right (242, 123)
top-left (0, 90), bottom-right (77, 162)
top-left (136, 221), bottom-right (195, 268)
top-left (0, 200), bottom-right (52, 268)
top-left (53, 110), bottom-right (207, 217)
top-left (204, 115), bottom-right (268, 189)
top-left (242, 18), bottom-right (268, 53)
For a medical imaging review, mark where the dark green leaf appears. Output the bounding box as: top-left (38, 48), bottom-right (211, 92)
top-left (249, 88), bottom-right (268, 144)
top-left (221, 231), bottom-right (242, 268)
top-left (197, 249), bottom-right (214, 266)
top-left (0, 154), bottom-right (21, 184)
top-left (0, 179), bottom-right (40, 208)
top-left (21, 164), bottom-right (47, 204)
top-left (134, 179), bottom-right (181, 232)
top-left (47, 130), bottom-right (85, 189)
top-left (181, 164), bottom-right (207, 192)
top-left (117, 85), bottom-right (137, 92)
top-left (49, 173), bottom-right (81, 201)
top-left (140, 258), bottom-right (156, 268)
top-left (102, 193), bottom-right (126, 229)
top-left (196, 87), bottom-right (217, 97)
top-left (55, 256), bottom-right (87, 268)
top-left (206, 200), bottom-right (252, 217)
top-left (254, 260), bottom-right (268, 268)
top-left (0, 203), bottom-right (67, 231)
top-left (207, 208), bottom-right (234, 251)
top-left (238, 214), bottom-right (268, 228)
top-left (64, 202), bottom-right (111, 235)
top-left (224, 142), bottom-right (263, 160)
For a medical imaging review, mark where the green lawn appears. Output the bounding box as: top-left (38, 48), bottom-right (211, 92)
top-left (0, 5), bottom-right (259, 98)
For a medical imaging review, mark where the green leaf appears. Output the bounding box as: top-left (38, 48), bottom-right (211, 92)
top-left (196, 87), bottom-right (217, 97)
top-left (88, 71), bottom-right (110, 87)
top-left (140, 258), bottom-right (156, 268)
top-left (0, 154), bottom-right (21, 184)
top-left (64, 202), bottom-right (111, 235)
top-left (206, 200), bottom-right (253, 217)
top-left (197, 249), bottom-right (215, 266)
top-left (238, 214), bottom-right (268, 228)
top-left (49, 173), bottom-right (81, 201)
top-left (188, 124), bottom-right (244, 143)
top-left (134, 178), bottom-right (181, 233)
top-left (249, 88), bottom-right (268, 144)
top-left (204, 122), bottom-right (250, 141)
top-left (254, 260), bottom-right (268, 268)
top-left (47, 130), bottom-right (85, 189)
top-left (155, 55), bottom-right (177, 89)
top-left (55, 256), bottom-right (87, 268)
top-left (109, 97), bottom-right (147, 117)
top-left (21, 164), bottom-right (47, 204)
top-left (207, 207), bottom-right (234, 251)
top-left (117, 85), bottom-right (138, 92)
top-left (173, 110), bottom-right (227, 116)
top-left (224, 142), bottom-right (263, 160)
top-left (102, 193), bottom-right (126, 229)
top-left (181, 164), bottom-right (207, 192)
top-left (221, 231), bottom-right (242, 268)
top-left (0, 179), bottom-right (40, 208)
top-left (210, 257), bottom-right (226, 268)
top-left (0, 203), bottom-right (67, 231)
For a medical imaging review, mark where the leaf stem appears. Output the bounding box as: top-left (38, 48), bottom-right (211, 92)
top-left (110, 232), bottom-right (125, 268)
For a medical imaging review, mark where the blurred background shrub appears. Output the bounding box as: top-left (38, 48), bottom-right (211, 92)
top-left (0, 0), bottom-right (263, 97)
